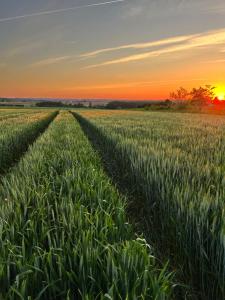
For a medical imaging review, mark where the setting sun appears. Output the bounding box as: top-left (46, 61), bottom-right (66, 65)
top-left (218, 94), bottom-right (224, 100)
top-left (215, 86), bottom-right (225, 100)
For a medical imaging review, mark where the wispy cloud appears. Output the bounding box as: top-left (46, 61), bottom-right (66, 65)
top-left (64, 78), bottom-right (207, 90)
top-left (84, 28), bottom-right (225, 68)
top-left (121, 0), bottom-right (223, 19)
top-left (204, 2), bottom-right (225, 14)
top-left (202, 59), bottom-right (225, 64)
top-left (30, 56), bottom-right (71, 67)
top-left (6, 41), bottom-right (44, 57)
top-left (80, 35), bottom-right (195, 58)
top-left (122, 4), bottom-right (144, 18)
top-left (0, 0), bottom-right (125, 23)
top-left (0, 63), bottom-right (6, 68)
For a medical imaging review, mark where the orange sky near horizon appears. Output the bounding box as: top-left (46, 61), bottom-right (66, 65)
top-left (1, 61), bottom-right (224, 100)
top-left (1, 0), bottom-right (225, 100)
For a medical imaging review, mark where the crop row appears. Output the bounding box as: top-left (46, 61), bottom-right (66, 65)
top-left (0, 110), bottom-right (40, 122)
top-left (0, 111), bottom-right (57, 174)
top-left (75, 110), bottom-right (225, 299)
top-left (0, 111), bottom-right (173, 299)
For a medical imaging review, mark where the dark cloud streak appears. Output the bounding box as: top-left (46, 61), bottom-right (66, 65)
top-left (0, 0), bottom-right (126, 23)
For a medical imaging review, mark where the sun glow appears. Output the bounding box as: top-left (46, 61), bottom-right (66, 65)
top-left (215, 86), bottom-right (225, 101)
top-left (218, 94), bottom-right (224, 101)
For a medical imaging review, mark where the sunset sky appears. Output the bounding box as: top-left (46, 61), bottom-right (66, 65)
top-left (1, 0), bottom-right (225, 100)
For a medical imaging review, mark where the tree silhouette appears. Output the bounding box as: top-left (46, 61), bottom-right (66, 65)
top-left (170, 85), bottom-right (215, 104)
top-left (170, 87), bottom-right (189, 100)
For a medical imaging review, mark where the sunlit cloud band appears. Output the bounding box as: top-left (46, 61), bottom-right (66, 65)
top-left (84, 28), bottom-right (225, 68)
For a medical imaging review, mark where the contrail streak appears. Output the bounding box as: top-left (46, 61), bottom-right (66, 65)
top-left (0, 0), bottom-right (125, 23)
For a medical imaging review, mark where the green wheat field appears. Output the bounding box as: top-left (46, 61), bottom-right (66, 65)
top-left (0, 108), bottom-right (224, 299)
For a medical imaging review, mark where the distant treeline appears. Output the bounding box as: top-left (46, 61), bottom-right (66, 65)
top-left (35, 100), bottom-right (174, 110)
top-left (105, 100), bottom-right (173, 110)
top-left (0, 98), bottom-right (15, 103)
top-left (1, 92), bottom-right (225, 112)
top-left (36, 101), bottom-right (86, 108)
top-left (0, 104), bottom-right (24, 107)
